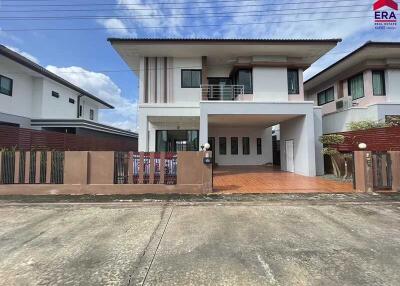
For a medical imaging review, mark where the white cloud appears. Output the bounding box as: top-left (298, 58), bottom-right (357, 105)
top-left (97, 18), bottom-right (136, 37)
top-left (5, 45), bottom-right (40, 64)
top-left (46, 65), bottom-right (138, 131)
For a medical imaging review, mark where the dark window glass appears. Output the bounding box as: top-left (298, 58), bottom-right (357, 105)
top-left (231, 137), bottom-right (238, 155)
top-left (287, 69), bottom-right (299, 94)
top-left (235, 69), bottom-right (252, 94)
top-left (243, 137), bottom-right (250, 155)
top-left (219, 137), bottom-right (226, 155)
top-left (51, 91), bottom-right (59, 98)
top-left (69, 98), bottom-right (75, 104)
top-left (187, 130), bottom-right (199, 151)
top-left (317, 87), bottom-right (334, 106)
top-left (181, 69), bottom-right (201, 88)
top-left (372, 70), bottom-right (385, 96)
top-left (79, 105), bottom-right (83, 117)
top-left (90, 109), bottom-right (94, 120)
top-left (348, 73), bottom-right (364, 100)
top-left (156, 130), bottom-right (199, 152)
top-left (257, 138), bottom-right (262, 155)
top-left (0, 75), bottom-right (13, 96)
top-left (156, 130), bottom-right (168, 152)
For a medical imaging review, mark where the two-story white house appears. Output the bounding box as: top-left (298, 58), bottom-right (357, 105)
top-left (0, 44), bottom-right (137, 141)
top-left (305, 41), bottom-right (400, 134)
top-left (109, 38), bottom-right (341, 176)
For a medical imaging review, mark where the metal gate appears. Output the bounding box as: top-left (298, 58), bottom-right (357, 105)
top-left (372, 152), bottom-right (392, 191)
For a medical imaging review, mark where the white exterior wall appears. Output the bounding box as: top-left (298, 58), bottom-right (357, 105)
top-left (209, 127), bottom-right (272, 166)
top-left (252, 67), bottom-right (288, 101)
top-left (386, 69), bottom-right (400, 102)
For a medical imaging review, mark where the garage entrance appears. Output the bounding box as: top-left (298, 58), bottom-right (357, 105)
top-left (213, 165), bottom-right (354, 193)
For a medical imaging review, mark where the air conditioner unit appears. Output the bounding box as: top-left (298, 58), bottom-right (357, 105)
top-left (336, 100), bottom-right (344, 111)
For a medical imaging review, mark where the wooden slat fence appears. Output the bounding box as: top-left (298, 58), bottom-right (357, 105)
top-left (114, 152), bottom-right (177, 185)
top-left (0, 125), bottom-right (137, 151)
top-left (332, 126), bottom-right (400, 152)
top-left (0, 151), bottom-right (64, 184)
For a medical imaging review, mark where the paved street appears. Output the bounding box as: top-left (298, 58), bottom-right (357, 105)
top-left (0, 194), bottom-right (399, 285)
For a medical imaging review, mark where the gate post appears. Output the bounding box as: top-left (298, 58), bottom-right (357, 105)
top-left (389, 151), bottom-right (400, 192)
top-left (354, 151), bottom-right (373, 192)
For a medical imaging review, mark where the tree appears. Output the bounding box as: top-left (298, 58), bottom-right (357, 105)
top-left (320, 134), bottom-right (345, 178)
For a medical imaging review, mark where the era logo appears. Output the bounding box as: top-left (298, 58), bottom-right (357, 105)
top-left (374, 0), bottom-right (398, 28)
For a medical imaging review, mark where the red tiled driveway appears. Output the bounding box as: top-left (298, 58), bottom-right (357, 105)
top-left (213, 165), bottom-right (355, 193)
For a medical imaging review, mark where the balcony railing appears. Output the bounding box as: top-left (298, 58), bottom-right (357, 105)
top-left (201, 85), bottom-right (250, 101)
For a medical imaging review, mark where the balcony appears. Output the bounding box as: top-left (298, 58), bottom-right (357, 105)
top-left (201, 85), bottom-right (253, 101)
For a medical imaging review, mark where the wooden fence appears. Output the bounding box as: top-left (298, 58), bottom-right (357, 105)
top-left (0, 125), bottom-right (137, 151)
top-left (333, 126), bottom-right (400, 152)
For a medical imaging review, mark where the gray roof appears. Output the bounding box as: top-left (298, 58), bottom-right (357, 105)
top-left (0, 44), bottom-right (114, 109)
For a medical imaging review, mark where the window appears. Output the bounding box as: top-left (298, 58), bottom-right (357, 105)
top-left (372, 70), bottom-right (385, 96)
top-left (235, 69), bottom-right (252, 94)
top-left (219, 137), bottom-right (226, 155)
top-left (51, 91), bottom-right (59, 98)
top-left (181, 69), bottom-right (201, 88)
top-left (0, 75), bottom-right (13, 96)
top-left (231, 137), bottom-right (238, 155)
top-left (69, 98), bottom-right (75, 104)
top-left (348, 73), bottom-right (364, 100)
top-left (243, 137), bottom-right (250, 155)
top-left (287, 69), bottom-right (299, 94)
top-left (90, 109), bottom-right (94, 120)
top-left (79, 105), bottom-right (83, 117)
top-left (155, 130), bottom-right (199, 152)
top-left (317, 87), bottom-right (335, 106)
top-left (257, 138), bottom-right (262, 155)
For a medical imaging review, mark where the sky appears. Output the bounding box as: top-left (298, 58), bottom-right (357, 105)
top-left (1, 0), bottom-right (400, 132)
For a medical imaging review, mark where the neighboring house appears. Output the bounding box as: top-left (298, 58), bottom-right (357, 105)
top-left (0, 44), bottom-right (137, 142)
top-left (109, 38), bottom-right (341, 176)
top-left (304, 41), bottom-right (400, 134)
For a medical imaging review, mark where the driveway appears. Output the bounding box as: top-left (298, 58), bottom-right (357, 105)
top-left (0, 194), bottom-right (399, 285)
top-left (213, 166), bottom-right (354, 193)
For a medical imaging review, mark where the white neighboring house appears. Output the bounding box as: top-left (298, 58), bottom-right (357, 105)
top-left (305, 41), bottom-right (400, 134)
top-left (0, 44), bottom-right (137, 141)
top-left (109, 38), bottom-right (341, 176)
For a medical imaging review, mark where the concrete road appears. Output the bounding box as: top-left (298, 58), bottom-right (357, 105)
top-left (0, 195), bottom-right (399, 285)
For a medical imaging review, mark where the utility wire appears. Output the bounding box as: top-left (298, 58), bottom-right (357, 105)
top-left (1, 15), bottom-right (373, 32)
top-left (0, 9), bottom-right (371, 21)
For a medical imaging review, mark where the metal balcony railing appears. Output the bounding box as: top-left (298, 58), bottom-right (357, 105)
top-left (201, 85), bottom-right (246, 101)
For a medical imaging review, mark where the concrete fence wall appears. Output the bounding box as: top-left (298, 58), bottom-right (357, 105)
top-left (0, 151), bottom-right (212, 195)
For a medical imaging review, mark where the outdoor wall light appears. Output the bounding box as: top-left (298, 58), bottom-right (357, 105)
top-left (204, 143), bottom-right (211, 150)
top-left (358, 143), bottom-right (367, 150)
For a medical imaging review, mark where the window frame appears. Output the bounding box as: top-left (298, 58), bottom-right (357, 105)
top-left (181, 69), bottom-right (202, 88)
top-left (0, 74), bottom-right (13, 96)
top-left (317, 86), bottom-right (335, 106)
top-left (234, 68), bottom-right (253, 94)
top-left (348, 73), bottom-right (365, 100)
top-left (242, 137), bottom-right (250, 155)
top-left (372, 70), bottom-right (386, 96)
top-left (230, 137), bottom-right (238, 155)
top-left (219, 137), bottom-right (226, 155)
top-left (69, 98), bottom-right (75, 104)
top-left (287, 69), bottom-right (300, 94)
top-left (257, 138), bottom-right (262, 155)
top-left (51, 91), bottom-right (60, 98)
top-left (90, 109), bottom-right (94, 120)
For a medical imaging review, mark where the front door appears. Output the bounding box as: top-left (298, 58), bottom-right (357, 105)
top-left (285, 140), bottom-right (294, 173)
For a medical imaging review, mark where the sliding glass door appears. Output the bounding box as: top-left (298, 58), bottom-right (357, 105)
top-left (156, 130), bottom-right (199, 152)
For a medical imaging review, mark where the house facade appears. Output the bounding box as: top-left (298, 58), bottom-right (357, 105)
top-left (109, 38), bottom-right (341, 176)
top-left (0, 44), bottom-right (137, 141)
top-left (305, 41), bottom-right (400, 134)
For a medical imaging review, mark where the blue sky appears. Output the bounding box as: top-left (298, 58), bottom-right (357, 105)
top-left (1, 0), bottom-right (400, 131)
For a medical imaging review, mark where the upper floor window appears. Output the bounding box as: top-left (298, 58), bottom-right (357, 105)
top-left (181, 69), bottom-right (201, 88)
top-left (348, 73), bottom-right (364, 100)
top-left (51, 91), bottom-right (59, 98)
top-left (69, 98), bottom-right (75, 104)
top-left (79, 105), bottom-right (83, 117)
top-left (372, 70), bottom-right (386, 96)
top-left (234, 69), bottom-right (252, 94)
top-left (0, 75), bottom-right (13, 96)
top-left (90, 109), bottom-right (94, 120)
top-left (287, 69), bottom-right (299, 94)
top-left (317, 87), bottom-right (334, 106)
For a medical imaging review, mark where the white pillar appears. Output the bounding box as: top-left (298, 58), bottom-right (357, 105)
top-left (199, 108), bottom-right (208, 150)
top-left (138, 112), bottom-right (148, 152)
top-left (313, 107), bottom-right (324, 176)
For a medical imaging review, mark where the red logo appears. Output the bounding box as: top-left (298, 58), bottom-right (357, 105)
top-left (374, 0), bottom-right (398, 11)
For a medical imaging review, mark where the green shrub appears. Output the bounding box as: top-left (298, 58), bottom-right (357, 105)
top-left (347, 120), bottom-right (391, 131)
top-left (319, 134), bottom-right (345, 145)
